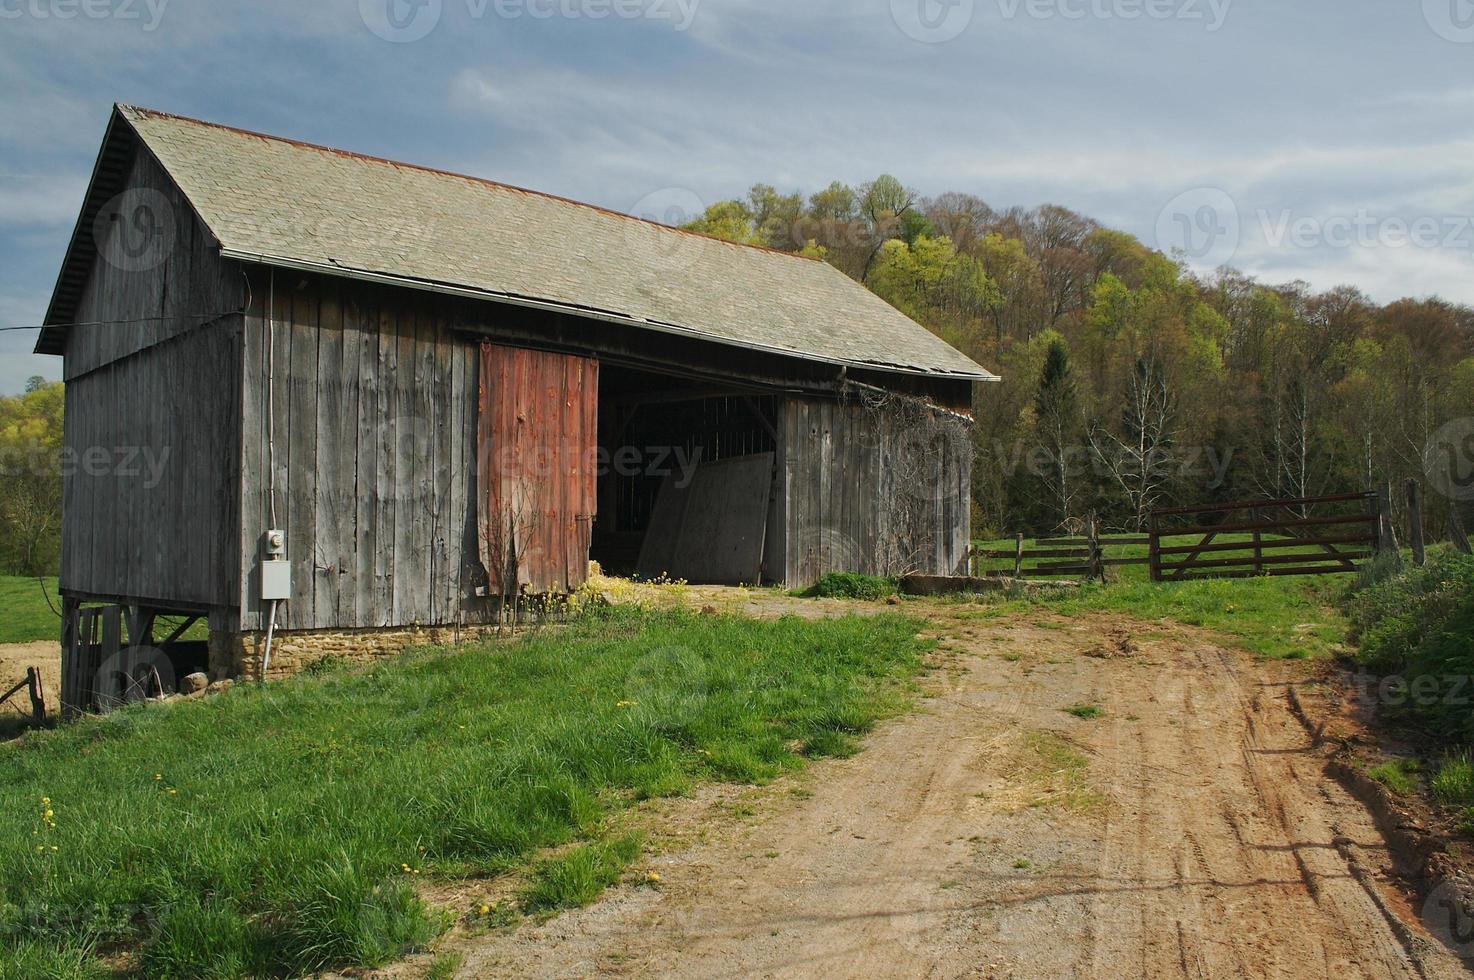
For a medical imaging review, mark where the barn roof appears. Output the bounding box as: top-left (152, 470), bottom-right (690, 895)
top-left (36, 105), bottom-right (996, 382)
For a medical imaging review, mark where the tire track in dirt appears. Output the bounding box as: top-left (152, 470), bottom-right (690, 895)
top-left (396, 605), bottom-right (1473, 979)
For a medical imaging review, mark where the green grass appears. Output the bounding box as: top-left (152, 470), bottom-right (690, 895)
top-left (955, 574), bottom-right (1345, 660)
top-left (1368, 759), bottom-right (1421, 795)
top-left (800, 572), bottom-right (899, 601)
top-left (1431, 754), bottom-right (1474, 808)
top-left (962, 533), bottom-right (1351, 659)
top-left (0, 607), bottom-right (930, 978)
top-left (521, 835), bottom-right (645, 912)
top-left (0, 575), bottom-right (60, 644)
top-left (1340, 549), bottom-right (1474, 740)
top-left (0, 575), bottom-right (206, 646)
top-left (1063, 704), bottom-right (1103, 719)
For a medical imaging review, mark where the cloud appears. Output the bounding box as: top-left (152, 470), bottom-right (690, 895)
top-left (0, 174), bottom-right (88, 228)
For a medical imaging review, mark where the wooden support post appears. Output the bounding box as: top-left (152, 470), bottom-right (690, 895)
top-left (1148, 512), bottom-right (1161, 582)
top-left (1376, 482), bottom-right (1401, 556)
top-left (27, 667), bottom-right (45, 727)
top-left (1249, 504), bottom-right (1261, 574)
top-left (1013, 532), bottom-right (1024, 578)
top-left (1085, 514), bottom-right (1102, 583)
top-left (1406, 479), bottom-right (1425, 567)
top-left (1453, 502), bottom-right (1472, 556)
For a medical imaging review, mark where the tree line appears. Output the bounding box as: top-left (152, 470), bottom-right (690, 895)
top-left (0, 378), bottom-right (63, 576)
top-left (684, 179), bottom-right (1474, 537)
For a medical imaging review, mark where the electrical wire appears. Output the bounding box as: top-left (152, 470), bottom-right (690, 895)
top-left (1, 311), bottom-right (245, 333)
top-left (261, 267), bottom-right (280, 680)
top-left (37, 577), bottom-right (61, 620)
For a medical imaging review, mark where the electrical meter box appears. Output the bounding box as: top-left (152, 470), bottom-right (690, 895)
top-left (261, 560), bottom-right (292, 601)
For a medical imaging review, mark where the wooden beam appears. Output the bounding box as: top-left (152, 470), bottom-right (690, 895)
top-left (1407, 479), bottom-right (1426, 567)
top-left (27, 668), bottom-right (45, 727)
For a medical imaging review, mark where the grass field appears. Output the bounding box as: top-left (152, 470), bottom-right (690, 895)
top-left (968, 534), bottom-right (1350, 659)
top-left (0, 576), bottom-right (61, 644)
top-left (0, 606), bottom-right (931, 978)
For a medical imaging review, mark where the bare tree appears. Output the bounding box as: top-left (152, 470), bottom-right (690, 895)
top-left (1089, 355), bottom-right (1177, 529)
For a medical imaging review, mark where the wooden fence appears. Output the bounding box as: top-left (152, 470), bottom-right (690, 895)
top-left (1147, 490), bottom-right (1381, 582)
top-left (969, 519), bottom-right (1151, 582)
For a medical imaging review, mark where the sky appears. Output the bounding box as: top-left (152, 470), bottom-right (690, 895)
top-left (2, 0), bottom-right (1472, 394)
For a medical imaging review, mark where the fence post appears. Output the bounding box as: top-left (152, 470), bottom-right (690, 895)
top-left (1252, 526), bottom-right (1263, 576)
top-left (27, 667), bottom-right (45, 728)
top-left (1453, 502), bottom-right (1472, 556)
top-left (1376, 481), bottom-right (1401, 556)
top-left (1148, 511), bottom-right (1161, 582)
top-left (1406, 479), bottom-right (1425, 567)
top-left (1086, 514), bottom-right (1103, 583)
top-left (1013, 532), bottom-right (1024, 578)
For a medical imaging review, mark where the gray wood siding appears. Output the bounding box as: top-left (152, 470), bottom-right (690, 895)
top-left (66, 146), bottom-right (240, 381)
top-left (60, 318), bottom-right (243, 609)
top-left (59, 142), bottom-right (244, 611)
top-left (239, 272), bottom-right (482, 632)
top-left (780, 396), bottom-right (971, 587)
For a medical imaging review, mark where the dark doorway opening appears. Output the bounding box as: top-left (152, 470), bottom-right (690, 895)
top-left (591, 364), bottom-right (779, 583)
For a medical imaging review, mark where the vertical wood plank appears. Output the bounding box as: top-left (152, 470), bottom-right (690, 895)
top-left (375, 296), bottom-right (399, 627)
top-left (315, 279), bottom-right (345, 627)
top-left (286, 280), bottom-right (320, 629)
top-left (355, 289), bottom-right (382, 628)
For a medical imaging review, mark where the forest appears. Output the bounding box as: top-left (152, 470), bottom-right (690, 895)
top-left (683, 177), bottom-right (1474, 538)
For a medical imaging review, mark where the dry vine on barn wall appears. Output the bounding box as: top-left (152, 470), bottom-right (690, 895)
top-left (846, 383), bottom-right (974, 577)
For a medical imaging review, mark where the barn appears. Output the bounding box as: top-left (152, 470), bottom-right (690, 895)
top-left (36, 105), bottom-right (995, 696)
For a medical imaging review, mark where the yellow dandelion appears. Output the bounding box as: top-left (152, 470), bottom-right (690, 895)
top-left (478, 903), bottom-right (491, 915)
top-left (40, 797), bottom-right (50, 805)
top-left (166, 788), bottom-right (177, 796)
top-left (153, 774), bottom-right (162, 781)
top-left (43, 809), bottom-right (53, 820)
top-left (645, 871), bottom-right (662, 884)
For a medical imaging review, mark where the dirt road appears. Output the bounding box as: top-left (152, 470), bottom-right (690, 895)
top-left (398, 603), bottom-right (1471, 978)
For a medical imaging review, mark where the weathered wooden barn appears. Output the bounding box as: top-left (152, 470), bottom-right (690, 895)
top-left (37, 105), bottom-right (995, 690)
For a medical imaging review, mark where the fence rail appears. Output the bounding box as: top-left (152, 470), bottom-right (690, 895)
top-left (1148, 490), bottom-right (1380, 582)
top-left (970, 522), bottom-right (1152, 581)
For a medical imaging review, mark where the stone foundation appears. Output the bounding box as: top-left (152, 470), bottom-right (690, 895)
top-left (216, 623), bottom-right (508, 681)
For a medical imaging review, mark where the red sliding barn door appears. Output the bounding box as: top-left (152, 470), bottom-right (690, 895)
top-left (477, 343), bottom-right (598, 595)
